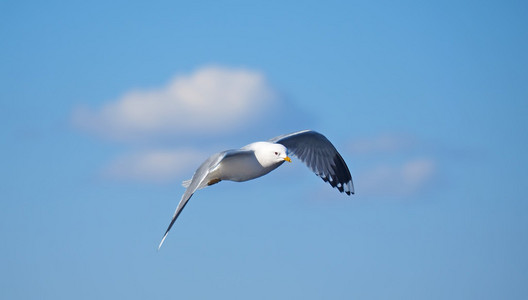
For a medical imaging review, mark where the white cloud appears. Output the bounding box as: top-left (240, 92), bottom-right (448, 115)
top-left (73, 66), bottom-right (278, 140)
top-left (358, 158), bottom-right (436, 197)
top-left (102, 148), bottom-right (207, 183)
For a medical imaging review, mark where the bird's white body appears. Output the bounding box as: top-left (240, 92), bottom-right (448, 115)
top-left (213, 142), bottom-right (288, 182)
top-left (183, 142), bottom-right (288, 191)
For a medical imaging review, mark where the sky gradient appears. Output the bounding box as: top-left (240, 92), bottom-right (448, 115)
top-left (1, 1), bottom-right (527, 299)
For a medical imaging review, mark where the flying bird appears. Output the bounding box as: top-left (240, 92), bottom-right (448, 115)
top-left (158, 130), bottom-right (354, 249)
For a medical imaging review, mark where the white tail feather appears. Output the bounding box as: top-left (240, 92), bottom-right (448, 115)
top-left (182, 179), bottom-right (192, 188)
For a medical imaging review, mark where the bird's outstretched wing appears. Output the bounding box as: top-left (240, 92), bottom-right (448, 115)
top-left (158, 151), bottom-right (227, 250)
top-left (270, 130), bottom-right (354, 195)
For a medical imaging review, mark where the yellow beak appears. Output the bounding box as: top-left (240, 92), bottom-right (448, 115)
top-left (284, 156), bottom-right (292, 163)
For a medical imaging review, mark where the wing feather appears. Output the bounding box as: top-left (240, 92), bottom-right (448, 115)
top-left (270, 130), bottom-right (354, 195)
top-left (158, 151), bottom-right (227, 249)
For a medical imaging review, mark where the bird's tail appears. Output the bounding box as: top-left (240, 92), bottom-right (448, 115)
top-left (181, 179), bottom-right (192, 188)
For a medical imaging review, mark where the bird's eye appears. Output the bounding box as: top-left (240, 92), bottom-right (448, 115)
top-left (274, 152), bottom-right (278, 155)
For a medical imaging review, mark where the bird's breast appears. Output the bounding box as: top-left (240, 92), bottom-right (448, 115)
top-left (217, 153), bottom-right (282, 182)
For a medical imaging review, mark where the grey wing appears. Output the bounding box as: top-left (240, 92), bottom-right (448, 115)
top-left (270, 130), bottom-right (354, 195)
top-left (158, 151), bottom-right (227, 250)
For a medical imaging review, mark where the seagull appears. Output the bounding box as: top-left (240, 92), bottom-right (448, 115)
top-left (158, 130), bottom-right (354, 249)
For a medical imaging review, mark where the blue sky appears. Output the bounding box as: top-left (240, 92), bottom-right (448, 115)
top-left (1, 0), bottom-right (527, 299)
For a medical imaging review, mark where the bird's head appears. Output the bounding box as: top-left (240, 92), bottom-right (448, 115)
top-left (253, 142), bottom-right (291, 167)
top-left (271, 143), bottom-right (291, 163)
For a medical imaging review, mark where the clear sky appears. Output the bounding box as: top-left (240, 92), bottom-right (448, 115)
top-left (1, 1), bottom-right (527, 299)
